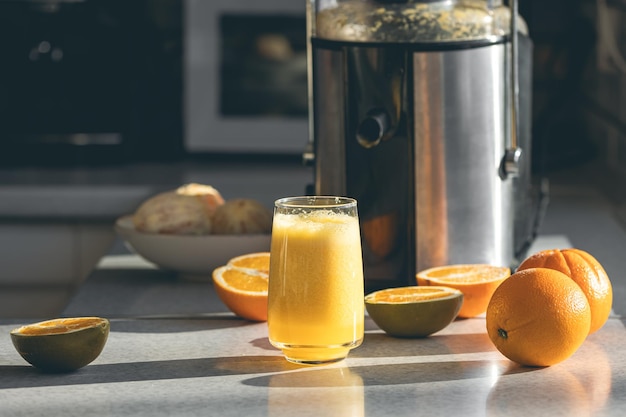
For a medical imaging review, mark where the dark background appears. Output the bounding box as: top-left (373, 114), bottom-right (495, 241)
top-left (0, 0), bottom-right (613, 177)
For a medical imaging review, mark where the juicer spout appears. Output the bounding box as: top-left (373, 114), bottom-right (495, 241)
top-left (347, 47), bottom-right (404, 149)
top-left (357, 109), bottom-right (391, 148)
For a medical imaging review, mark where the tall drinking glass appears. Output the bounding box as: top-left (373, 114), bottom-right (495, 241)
top-left (268, 196), bottom-right (365, 365)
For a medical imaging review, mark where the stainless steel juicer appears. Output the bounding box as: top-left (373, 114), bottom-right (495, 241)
top-left (306, 0), bottom-right (541, 289)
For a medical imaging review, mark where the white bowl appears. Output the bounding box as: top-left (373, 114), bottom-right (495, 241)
top-left (114, 215), bottom-right (271, 280)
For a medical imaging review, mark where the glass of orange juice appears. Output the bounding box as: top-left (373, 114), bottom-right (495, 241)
top-left (268, 196), bottom-right (365, 365)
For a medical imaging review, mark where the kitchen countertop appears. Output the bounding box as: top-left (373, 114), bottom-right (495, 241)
top-left (1, 157), bottom-right (626, 415)
top-left (0, 252), bottom-right (625, 416)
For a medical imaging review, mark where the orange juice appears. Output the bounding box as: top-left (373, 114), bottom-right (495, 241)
top-left (268, 198), bottom-right (364, 364)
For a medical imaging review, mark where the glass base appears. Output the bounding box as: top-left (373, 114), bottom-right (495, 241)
top-left (272, 339), bottom-right (362, 365)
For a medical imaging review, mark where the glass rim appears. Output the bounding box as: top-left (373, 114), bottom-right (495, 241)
top-left (275, 195), bottom-right (357, 209)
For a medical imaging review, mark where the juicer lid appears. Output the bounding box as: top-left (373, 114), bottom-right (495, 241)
top-left (314, 0), bottom-right (527, 44)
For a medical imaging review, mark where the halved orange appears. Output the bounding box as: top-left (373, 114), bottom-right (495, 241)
top-left (10, 317), bottom-right (110, 372)
top-left (226, 252), bottom-right (270, 275)
top-left (416, 264), bottom-right (510, 318)
top-left (365, 286), bottom-right (463, 337)
top-left (212, 261), bottom-right (268, 322)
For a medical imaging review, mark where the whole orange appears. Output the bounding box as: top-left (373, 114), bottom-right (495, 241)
top-left (486, 267), bottom-right (591, 367)
top-left (517, 248), bottom-right (612, 334)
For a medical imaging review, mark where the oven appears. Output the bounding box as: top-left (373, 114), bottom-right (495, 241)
top-left (184, 0), bottom-right (308, 154)
top-left (0, 0), bottom-right (183, 166)
top-left (0, 0), bottom-right (308, 165)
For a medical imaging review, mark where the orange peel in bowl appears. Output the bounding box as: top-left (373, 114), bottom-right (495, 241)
top-left (416, 264), bottom-right (510, 318)
top-left (132, 183), bottom-right (224, 235)
top-left (212, 198), bottom-right (273, 235)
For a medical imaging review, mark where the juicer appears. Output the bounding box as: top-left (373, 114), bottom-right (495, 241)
top-left (306, 0), bottom-right (541, 288)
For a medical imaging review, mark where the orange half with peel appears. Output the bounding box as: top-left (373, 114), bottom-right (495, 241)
top-left (11, 317), bottom-right (110, 372)
top-left (226, 252), bottom-right (270, 275)
top-left (212, 256), bottom-right (269, 321)
top-left (365, 286), bottom-right (463, 338)
top-left (416, 264), bottom-right (510, 318)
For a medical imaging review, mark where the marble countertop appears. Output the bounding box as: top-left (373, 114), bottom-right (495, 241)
top-left (1, 159), bottom-right (626, 415)
top-left (0, 255), bottom-right (625, 416)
